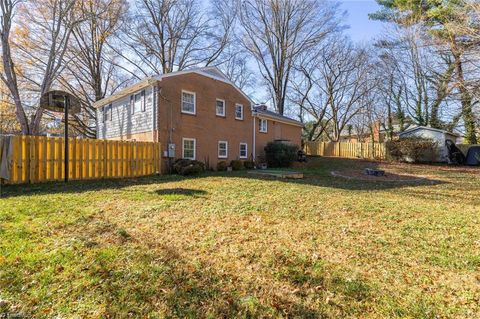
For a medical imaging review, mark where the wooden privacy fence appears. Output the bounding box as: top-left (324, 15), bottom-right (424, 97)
top-left (1, 135), bottom-right (161, 184)
top-left (304, 141), bottom-right (386, 160)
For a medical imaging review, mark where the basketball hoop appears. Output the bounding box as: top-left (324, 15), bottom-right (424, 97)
top-left (40, 90), bottom-right (80, 183)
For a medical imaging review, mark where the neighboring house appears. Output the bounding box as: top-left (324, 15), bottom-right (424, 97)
top-left (94, 67), bottom-right (302, 171)
top-left (399, 126), bottom-right (461, 162)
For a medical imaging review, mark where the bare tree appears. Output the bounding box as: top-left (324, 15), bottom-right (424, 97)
top-left (452, 1), bottom-right (480, 138)
top-left (1, 0), bottom-right (26, 134)
top-left (372, 0), bottom-right (478, 143)
top-left (238, 0), bottom-right (342, 115)
top-left (291, 39), bottom-right (376, 141)
top-left (116, 0), bottom-right (235, 78)
top-left (60, 0), bottom-right (128, 138)
top-left (0, 0), bottom-right (79, 135)
top-left (290, 58), bottom-right (330, 141)
top-left (374, 27), bottom-right (462, 134)
top-left (0, 81), bottom-right (19, 133)
top-left (219, 48), bottom-right (255, 91)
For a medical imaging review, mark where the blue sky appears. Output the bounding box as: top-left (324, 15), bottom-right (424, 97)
top-left (339, 0), bottom-right (385, 42)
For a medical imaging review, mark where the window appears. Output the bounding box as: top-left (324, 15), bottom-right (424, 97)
top-left (259, 119), bottom-right (268, 133)
top-left (182, 138), bottom-right (196, 160)
top-left (218, 141), bottom-right (228, 158)
top-left (235, 104), bottom-right (243, 120)
top-left (182, 91), bottom-right (196, 114)
top-left (134, 92), bottom-right (141, 113)
top-left (216, 99), bottom-right (225, 116)
top-left (130, 95), bottom-right (134, 114)
top-left (103, 104), bottom-right (112, 123)
top-left (133, 90), bottom-right (145, 113)
top-left (239, 143), bottom-right (248, 159)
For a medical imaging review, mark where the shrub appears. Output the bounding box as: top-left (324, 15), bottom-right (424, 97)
top-left (243, 160), bottom-right (255, 169)
top-left (230, 160), bottom-right (244, 171)
top-left (173, 159), bottom-right (205, 175)
top-left (386, 137), bottom-right (438, 163)
top-left (264, 141), bottom-right (299, 168)
top-left (216, 161), bottom-right (228, 171)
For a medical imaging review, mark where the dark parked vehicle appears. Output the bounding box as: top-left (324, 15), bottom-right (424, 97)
top-left (465, 146), bottom-right (480, 166)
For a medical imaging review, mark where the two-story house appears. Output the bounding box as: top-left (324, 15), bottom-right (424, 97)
top-left (94, 67), bottom-right (302, 171)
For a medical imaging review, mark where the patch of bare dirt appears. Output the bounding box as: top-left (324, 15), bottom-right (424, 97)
top-left (331, 169), bottom-right (427, 182)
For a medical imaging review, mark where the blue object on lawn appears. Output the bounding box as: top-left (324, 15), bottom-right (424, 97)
top-left (465, 146), bottom-right (480, 166)
top-left (364, 168), bottom-right (385, 176)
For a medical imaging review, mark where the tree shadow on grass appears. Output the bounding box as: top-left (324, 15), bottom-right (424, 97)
top-left (233, 157), bottom-right (447, 192)
top-left (155, 188), bottom-right (208, 200)
top-left (0, 212), bottom-right (440, 319)
top-left (89, 244), bottom-right (357, 318)
top-left (0, 174), bottom-right (187, 198)
top-left (1, 157), bottom-right (449, 198)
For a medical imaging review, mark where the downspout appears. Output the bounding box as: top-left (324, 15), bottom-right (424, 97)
top-left (252, 108), bottom-right (256, 161)
top-left (151, 84), bottom-right (157, 142)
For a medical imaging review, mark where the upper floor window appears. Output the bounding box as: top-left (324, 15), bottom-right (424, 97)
top-left (216, 99), bottom-right (225, 116)
top-left (103, 104), bottom-right (112, 123)
top-left (259, 119), bottom-right (268, 133)
top-left (131, 90), bottom-right (145, 114)
top-left (218, 141), bottom-right (228, 158)
top-left (235, 104), bottom-right (243, 120)
top-left (182, 91), bottom-right (196, 114)
top-left (239, 143), bottom-right (248, 159)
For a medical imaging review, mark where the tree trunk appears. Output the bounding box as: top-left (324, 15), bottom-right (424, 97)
top-left (387, 102), bottom-right (393, 140)
top-left (451, 41), bottom-right (477, 144)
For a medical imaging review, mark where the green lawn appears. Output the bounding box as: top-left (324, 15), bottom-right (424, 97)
top-left (1, 158), bottom-right (479, 318)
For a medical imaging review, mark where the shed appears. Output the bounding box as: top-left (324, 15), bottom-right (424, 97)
top-left (398, 126), bottom-right (461, 162)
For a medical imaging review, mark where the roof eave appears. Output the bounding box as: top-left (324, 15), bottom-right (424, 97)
top-left (399, 126), bottom-right (460, 137)
top-left (93, 78), bottom-right (158, 108)
top-left (252, 111), bottom-right (303, 127)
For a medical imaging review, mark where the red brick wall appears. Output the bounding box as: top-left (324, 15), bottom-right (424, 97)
top-left (157, 73), bottom-right (254, 171)
top-left (254, 118), bottom-right (302, 161)
top-left (105, 72), bottom-right (303, 172)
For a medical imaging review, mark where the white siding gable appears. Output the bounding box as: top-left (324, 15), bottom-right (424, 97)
top-left (97, 87), bottom-right (155, 139)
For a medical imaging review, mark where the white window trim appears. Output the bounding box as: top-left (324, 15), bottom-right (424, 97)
top-left (235, 104), bottom-right (244, 120)
top-left (259, 119), bottom-right (268, 133)
top-left (239, 143), bottom-right (248, 159)
top-left (216, 99), bottom-right (226, 117)
top-left (218, 140), bottom-right (228, 159)
top-left (181, 90), bottom-right (196, 115)
top-left (182, 138), bottom-right (196, 160)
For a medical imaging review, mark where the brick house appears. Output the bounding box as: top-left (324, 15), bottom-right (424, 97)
top-left (94, 67), bottom-right (302, 171)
